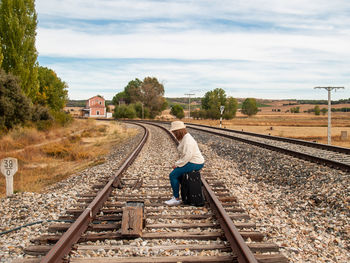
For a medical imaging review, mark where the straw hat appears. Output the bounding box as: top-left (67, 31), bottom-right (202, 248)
top-left (170, 121), bottom-right (186, 131)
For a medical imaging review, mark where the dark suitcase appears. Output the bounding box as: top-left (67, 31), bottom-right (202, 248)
top-left (181, 170), bottom-right (205, 207)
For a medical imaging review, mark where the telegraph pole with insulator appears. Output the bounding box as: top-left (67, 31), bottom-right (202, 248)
top-left (314, 86), bottom-right (344, 145)
top-left (185, 93), bottom-right (195, 119)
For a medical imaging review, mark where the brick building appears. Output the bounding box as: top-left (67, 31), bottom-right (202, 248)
top-left (83, 96), bottom-right (107, 117)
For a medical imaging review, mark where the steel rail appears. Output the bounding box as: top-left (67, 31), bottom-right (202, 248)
top-left (188, 126), bottom-right (350, 171)
top-left (41, 123), bottom-right (149, 263)
top-left (141, 121), bottom-right (258, 263)
top-left (124, 120), bottom-right (350, 155)
top-left (132, 120), bottom-right (350, 171)
top-left (185, 122), bottom-right (350, 154)
top-left (131, 120), bottom-right (350, 170)
top-left (201, 179), bottom-right (258, 263)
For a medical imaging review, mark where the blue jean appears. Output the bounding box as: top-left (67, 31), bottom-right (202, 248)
top-left (169, 162), bottom-right (204, 198)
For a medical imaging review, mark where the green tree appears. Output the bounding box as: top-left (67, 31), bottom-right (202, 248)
top-left (0, 70), bottom-right (31, 130)
top-left (112, 91), bottom-right (127, 105)
top-left (314, 105), bottom-right (320, 116)
top-left (36, 66), bottom-right (68, 111)
top-left (170, 104), bottom-right (185, 119)
top-left (125, 78), bottom-right (142, 103)
top-left (0, 0), bottom-right (39, 100)
top-left (241, 98), bottom-right (258, 117)
top-left (224, 97), bottom-right (238, 119)
top-left (201, 88), bottom-right (226, 119)
top-left (321, 107), bottom-right (327, 115)
top-left (140, 77), bottom-right (165, 118)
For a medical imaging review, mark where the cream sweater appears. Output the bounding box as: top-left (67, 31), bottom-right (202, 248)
top-left (175, 133), bottom-right (205, 167)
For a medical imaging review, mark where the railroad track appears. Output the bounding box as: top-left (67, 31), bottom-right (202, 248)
top-left (140, 121), bottom-right (350, 171)
top-left (15, 122), bottom-right (288, 263)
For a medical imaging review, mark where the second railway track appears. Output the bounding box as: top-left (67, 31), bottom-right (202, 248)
top-left (15, 122), bottom-right (288, 263)
top-left (140, 121), bottom-right (350, 171)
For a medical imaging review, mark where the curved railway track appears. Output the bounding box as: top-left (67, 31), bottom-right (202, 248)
top-left (15, 122), bottom-right (288, 263)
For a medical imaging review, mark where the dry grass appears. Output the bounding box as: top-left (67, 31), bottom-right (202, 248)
top-left (0, 120), bottom-right (138, 197)
top-left (0, 119), bottom-right (96, 152)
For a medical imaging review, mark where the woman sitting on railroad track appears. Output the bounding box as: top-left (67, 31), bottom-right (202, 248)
top-left (165, 121), bottom-right (205, 206)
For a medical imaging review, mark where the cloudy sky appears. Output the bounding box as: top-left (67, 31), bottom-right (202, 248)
top-left (36, 0), bottom-right (350, 100)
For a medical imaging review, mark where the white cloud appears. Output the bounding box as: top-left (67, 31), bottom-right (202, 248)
top-left (43, 57), bottom-right (349, 100)
top-left (37, 27), bottom-right (350, 61)
top-left (36, 0), bottom-right (350, 21)
top-left (35, 0), bottom-right (350, 99)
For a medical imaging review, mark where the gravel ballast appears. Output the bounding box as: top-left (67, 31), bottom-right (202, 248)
top-left (191, 127), bottom-right (350, 262)
top-left (1, 122), bottom-right (349, 262)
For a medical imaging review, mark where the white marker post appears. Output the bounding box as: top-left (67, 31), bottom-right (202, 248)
top-left (1, 157), bottom-right (18, 196)
top-left (220, 106), bottom-right (225, 128)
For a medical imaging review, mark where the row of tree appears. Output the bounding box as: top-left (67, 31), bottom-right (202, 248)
top-left (159, 88), bottom-right (259, 120)
top-left (308, 106), bottom-right (327, 115)
top-left (0, 0), bottom-right (68, 131)
top-left (297, 99), bottom-right (350, 105)
top-left (126, 88), bottom-right (258, 119)
top-left (112, 85), bottom-right (260, 120)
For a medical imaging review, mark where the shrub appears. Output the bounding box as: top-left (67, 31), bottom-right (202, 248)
top-left (241, 98), bottom-right (258, 117)
top-left (43, 143), bottom-right (71, 159)
top-left (223, 111), bottom-right (235, 120)
top-left (133, 102), bottom-right (150, 119)
top-left (113, 104), bottom-right (136, 119)
top-left (11, 126), bottom-right (42, 146)
top-left (0, 70), bottom-right (32, 130)
top-left (42, 142), bottom-right (90, 161)
top-left (290, 106), bottom-right (300, 113)
top-left (191, 110), bottom-right (200, 119)
top-left (198, 109), bottom-right (207, 119)
top-left (31, 105), bottom-right (53, 122)
top-left (170, 104), bottom-right (185, 119)
top-left (68, 135), bottom-right (81, 143)
top-left (314, 105), bottom-right (320, 116)
top-left (36, 120), bottom-right (54, 131)
top-left (52, 110), bottom-right (73, 126)
top-left (98, 126), bottom-right (107, 133)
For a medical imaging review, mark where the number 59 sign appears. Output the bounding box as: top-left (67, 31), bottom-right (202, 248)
top-left (1, 157), bottom-right (18, 196)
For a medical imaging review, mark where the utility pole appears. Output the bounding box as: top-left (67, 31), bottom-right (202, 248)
top-left (314, 86), bottom-right (344, 145)
top-left (185, 93), bottom-right (195, 119)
